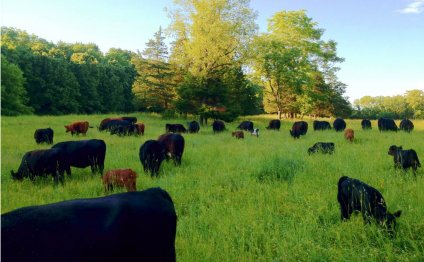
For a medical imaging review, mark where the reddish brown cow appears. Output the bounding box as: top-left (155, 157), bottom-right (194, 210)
top-left (232, 131), bottom-right (244, 139)
top-left (135, 123), bottom-right (145, 136)
top-left (64, 121), bottom-right (90, 136)
top-left (344, 129), bottom-right (354, 142)
top-left (102, 169), bottom-right (137, 192)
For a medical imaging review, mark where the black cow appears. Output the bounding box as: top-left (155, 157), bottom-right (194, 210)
top-left (290, 121), bottom-right (308, 139)
top-left (139, 140), bottom-right (166, 177)
top-left (1, 188), bottom-right (177, 262)
top-left (388, 145), bottom-right (421, 172)
top-left (378, 118), bottom-right (398, 132)
top-left (166, 123), bottom-right (187, 133)
top-left (307, 142), bottom-right (335, 155)
top-left (188, 121), bottom-right (200, 133)
top-left (237, 121), bottom-right (254, 132)
top-left (110, 123), bottom-right (138, 136)
top-left (399, 119), bottom-right (414, 133)
top-left (361, 119), bottom-right (372, 130)
top-left (10, 148), bottom-right (66, 184)
top-left (313, 120), bottom-right (331, 131)
top-left (158, 133), bottom-right (185, 166)
top-left (333, 118), bottom-right (346, 132)
top-left (266, 119), bottom-right (281, 130)
top-left (337, 176), bottom-right (401, 234)
top-left (34, 128), bottom-right (54, 144)
top-left (100, 119), bottom-right (132, 132)
top-left (52, 139), bottom-right (106, 176)
top-left (212, 120), bottom-right (226, 133)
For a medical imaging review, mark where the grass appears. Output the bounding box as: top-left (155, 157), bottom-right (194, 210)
top-left (1, 114), bottom-right (424, 261)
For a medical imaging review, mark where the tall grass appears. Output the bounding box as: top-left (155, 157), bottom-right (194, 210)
top-left (1, 114), bottom-right (424, 261)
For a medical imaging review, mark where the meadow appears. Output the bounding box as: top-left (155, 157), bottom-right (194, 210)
top-left (1, 114), bottom-right (424, 261)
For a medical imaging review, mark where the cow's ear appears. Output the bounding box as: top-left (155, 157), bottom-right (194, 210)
top-left (393, 210), bottom-right (402, 217)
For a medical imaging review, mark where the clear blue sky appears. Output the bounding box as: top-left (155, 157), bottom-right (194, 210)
top-left (2, 0), bottom-right (423, 102)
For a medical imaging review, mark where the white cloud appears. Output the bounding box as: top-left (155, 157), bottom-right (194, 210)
top-left (398, 0), bottom-right (424, 14)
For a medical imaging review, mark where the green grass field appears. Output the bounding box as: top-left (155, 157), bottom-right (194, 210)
top-left (2, 114), bottom-right (424, 261)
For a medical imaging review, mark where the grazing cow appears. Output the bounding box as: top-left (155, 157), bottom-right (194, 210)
top-left (266, 119), bottom-right (281, 130)
top-left (99, 117), bottom-right (137, 131)
top-left (101, 119), bottom-right (132, 133)
top-left (307, 142), bottom-right (335, 155)
top-left (103, 169), bottom-right (137, 192)
top-left (139, 140), bottom-right (166, 177)
top-left (158, 133), bottom-right (185, 166)
top-left (10, 148), bottom-right (66, 185)
top-left (344, 129), bottom-right (354, 142)
top-left (231, 131), bottom-right (244, 139)
top-left (212, 120), bottom-right (226, 133)
top-left (388, 145), bottom-right (421, 172)
top-left (135, 123), bottom-right (145, 136)
top-left (361, 119), bottom-right (372, 130)
top-left (1, 187), bottom-right (177, 262)
top-left (378, 118), bottom-right (398, 132)
top-left (251, 128), bottom-right (259, 137)
top-left (290, 121), bottom-right (308, 139)
top-left (399, 119), bottom-right (414, 133)
top-left (337, 176), bottom-right (402, 234)
top-left (313, 120), bottom-right (332, 131)
top-left (110, 123), bottom-right (138, 136)
top-left (52, 139), bottom-right (106, 176)
top-left (237, 121), bottom-right (254, 132)
top-left (188, 121), bottom-right (200, 133)
top-left (64, 121), bottom-right (91, 136)
top-left (165, 123), bottom-right (187, 133)
top-left (333, 118), bottom-right (346, 132)
top-left (34, 128), bottom-right (54, 144)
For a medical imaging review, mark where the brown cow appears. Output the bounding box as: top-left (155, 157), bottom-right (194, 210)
top-left (102, 169), bottom-right (137, 192)
top-left (64, 121), bottom-right (90, 136)
top-left (135, 123), bottom-right (145, 136)
top-left (232, 131), bottom-right (244, 139)
top-left (344, 129), bottom-right (354, 142)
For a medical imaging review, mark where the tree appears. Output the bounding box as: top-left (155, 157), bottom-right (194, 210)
top-left (1, 55), bottom-right (33, 115)
top-left (405, 89), bottom-right (424, 119)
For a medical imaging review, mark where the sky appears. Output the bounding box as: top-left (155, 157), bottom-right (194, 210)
top-left (1, 0), bottom-right (423, 103)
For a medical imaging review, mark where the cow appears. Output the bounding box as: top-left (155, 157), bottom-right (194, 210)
top-left (101, 119), bottom-right (132, 133)
top-left (344, 129), bottom-right (354, 142)
top-left (290, 121), bottom-right (308, 139)
top-left (266, 119), bottom-right (281, 130)
top-left (378, 118), bottom-right (398, 132)
top-left (99, 117), bottom-right (137, 131)
top-left (52, 139), bottom-right (106, 176)
top-left (1, 187), bottom-right (177, 262)
top-left (388, 145), bottom-right (421, 173)
top-left (64, 121), bottom-right (91, 136)
top-left (361, 119), bottom-right (372, 130)
top-left (231, 131), bottom-right (244, 139)
top-left (337, 176), bottom-right (402, 235)
top-left (139, 140), bottom-right (166, 177)
top-left (212, 120), bottom-right (226, 133)
top-left (134, 123), bottom-right (145, 136)
top-left (333, 118), bottom-right (346, 132)
top-left (251, 128), bottom-right (259, 137)
top-left (110, 123), bottom-right (138, 136)
top-left (188, 121), bottom-right (200, 133)
top-left (237, 121), bottom-right (254, 132)
top-left (34, 128), bottom-right (54, 144)
top-left (158, 133), bottom-right (185, 166)
top-left (313, 120), bottom-right (331, 131)
top-left (165, 123), bottom-right (187, 133)
top-left (307, 142), bottom-right (335, 155)
top-left (10, 148), bottom-right (66, 185)
top-left (399, 119), bottom-right (414, 133)
top-left (103, 169), bottom-right (137, 192)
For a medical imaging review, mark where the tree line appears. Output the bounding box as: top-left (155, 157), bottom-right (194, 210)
top-left (2, 1), bottom-right (421, 120)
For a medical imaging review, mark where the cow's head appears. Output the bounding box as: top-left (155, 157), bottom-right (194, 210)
top-left (388, 145), bottom-right (402, 156)
top-left (10, 170), bottom-right (23, 180)
top-left (385, 210), bottom-right (402, 236)
top-left (64, 125), bottom-right (72, 133)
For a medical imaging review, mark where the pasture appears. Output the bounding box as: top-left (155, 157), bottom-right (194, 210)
top-left (1, 114), bottom-right (424, 261)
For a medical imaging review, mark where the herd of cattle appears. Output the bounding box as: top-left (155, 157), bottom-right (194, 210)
top-left (2, 115), bottom-right (421, 261)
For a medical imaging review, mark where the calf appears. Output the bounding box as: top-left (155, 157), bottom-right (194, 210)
top-left (361, 119), bottom-right (372, 130)
top-left (212, 120), bottom-right (225, 133)
top-left (388, 145), bottom-right (421, 172)
top-left (158, 133), bottom-right (185, 166)
top-left (103, 169), bottom-right (137, 192)
top-left (251, 128), bottom-right (259, 137)
top-left (34, 128), bottom-right (54, 144)
top-left (166, 123), bottom-right (187, 133)
top-left (64, 121), bottom-right (90, 136)
top-left (290, 121), bottom-right (308, 139)
top-left (188, 121), bottom-right (200, 133)
top-left (307, 142), bottom-right (335, 155)
top-left (135, 123), bottom-right (145, 136)
top-left (344, 129), bottom-right (354, 142)
top-left (232, 131), bottom-right (244, 139)
top-left (1, 188), bottom-right (177, 262)
top-left (337, 176), bottom-right (401, 234)
top-left (139, 140), bottom-right (166, 177)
